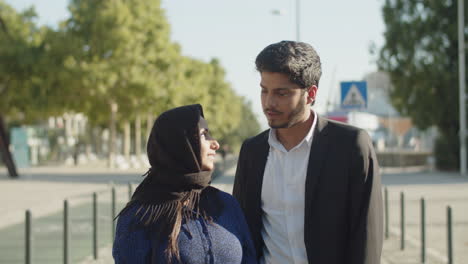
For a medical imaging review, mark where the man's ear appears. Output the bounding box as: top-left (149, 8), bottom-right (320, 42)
top-left (306, 85), bottom-right (318, 104)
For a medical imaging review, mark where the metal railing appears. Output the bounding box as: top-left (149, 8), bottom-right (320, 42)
top-left (3, 183), bottom-right (134, 264)
top-left (384, 187), bottom-right (457, 264)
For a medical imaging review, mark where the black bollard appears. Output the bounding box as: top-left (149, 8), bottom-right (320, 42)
top-left (63, 200), bottom-right (70, 264)
top-left (112, 187), bottom-right (116, 241)
top-left (384, 187), bottom-right (389, 239)
top-left (447, 206), bottom-right (453, 264)
top-left (25, 210), bottom-right (32, 264)
top-left (400, 192), bottom-right (405, 250)
top-left (93, 193), bottom-right (98, 259)
top-left (421, 198), bottom-right (426, 263)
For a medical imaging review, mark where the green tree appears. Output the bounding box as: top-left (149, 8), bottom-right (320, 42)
top-left (0, 1), bottom-right (84, 122)
top-left (64, 0), bottom-right (178, 166)
top-left (0, 0), bottom-right (261, 169)
top-left (0, 1), bottom-right (51, 177)
top-left (223, 97), bottom-right (261, 152)
top-left (377, 0), bottom-right (466, 170)
top-left (175, 57), bottom-right (261, 150)
top-left (0, 1), bottom-right (49, 122)
top-left (203, 59), bottom-right (243, 140)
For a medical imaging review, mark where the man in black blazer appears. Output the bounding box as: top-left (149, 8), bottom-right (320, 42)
top-left (233, 41), bottom-right (383, 264)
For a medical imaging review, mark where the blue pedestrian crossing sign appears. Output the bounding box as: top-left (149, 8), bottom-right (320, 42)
top-left (340, 81), bottom-right (367, 109)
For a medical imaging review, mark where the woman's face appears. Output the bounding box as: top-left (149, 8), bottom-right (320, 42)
top-left (198, 116), bottom-right (220, 171)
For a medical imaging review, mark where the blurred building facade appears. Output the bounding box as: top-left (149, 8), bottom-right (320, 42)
top-left (8, 113), bottom-right (150, 169)
top-left (326, 71), bottom-right (437, 153)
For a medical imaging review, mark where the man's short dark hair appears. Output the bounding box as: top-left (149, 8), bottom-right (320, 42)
top-left (255, 41), bottom-right (322, 88)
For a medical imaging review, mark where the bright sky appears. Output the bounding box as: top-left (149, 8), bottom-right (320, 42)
top-left (7, 0), bottom-right (385, 129)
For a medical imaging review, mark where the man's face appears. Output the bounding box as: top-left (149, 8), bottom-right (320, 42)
top-left (260, 72), bottom-right (316, 129)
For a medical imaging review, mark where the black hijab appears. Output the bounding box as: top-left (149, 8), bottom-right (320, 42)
top-left (127, 104), bottom-right (213, 225)
top-left (117, 104), bottom-right (223, 262)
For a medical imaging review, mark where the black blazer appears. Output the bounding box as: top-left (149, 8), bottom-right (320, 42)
top-left (233, 116), bottom-right (383, 264)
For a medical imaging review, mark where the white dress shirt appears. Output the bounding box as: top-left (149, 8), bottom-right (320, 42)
top-left (260, 111), bottom-right (317, 264)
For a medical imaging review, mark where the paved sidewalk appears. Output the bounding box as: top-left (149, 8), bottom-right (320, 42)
top-left (381, 171), bottom-right (468, 264)
top-left (0, 164), bottom-right (144, 263)
top-left (0, 165), bottom-right (143, 230)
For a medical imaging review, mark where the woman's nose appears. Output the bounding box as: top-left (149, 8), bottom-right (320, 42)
top-left (211, 140), bottom-right (220, 150)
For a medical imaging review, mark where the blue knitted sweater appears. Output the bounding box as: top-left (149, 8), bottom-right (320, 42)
top-left (113, 187), bottom-right (257, 264)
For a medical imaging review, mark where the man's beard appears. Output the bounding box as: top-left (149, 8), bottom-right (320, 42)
top-left (268, 101), bottom-right (307, 129)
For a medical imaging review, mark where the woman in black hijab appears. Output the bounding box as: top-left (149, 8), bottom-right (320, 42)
top-left (113, 104), bottom-right (257, 264)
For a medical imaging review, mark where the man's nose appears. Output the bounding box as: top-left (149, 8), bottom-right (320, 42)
top-left (264, 93), bottom-right (277, 108)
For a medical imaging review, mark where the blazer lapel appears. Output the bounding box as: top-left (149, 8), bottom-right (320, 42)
top-left (304, 116), bottom-right (330, 238)
top-left (247, 131), bottom-right (270, 255)
top-left (251, 131), bottom-right (270, 211)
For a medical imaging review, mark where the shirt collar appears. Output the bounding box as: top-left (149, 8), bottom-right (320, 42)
top-left (268, 110), bottom-right (318, 152)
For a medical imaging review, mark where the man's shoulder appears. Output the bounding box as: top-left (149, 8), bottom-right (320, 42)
top-left (322, 117), bottom-right (374, 152)
top-left (321, 117), bottom-right (367, 137)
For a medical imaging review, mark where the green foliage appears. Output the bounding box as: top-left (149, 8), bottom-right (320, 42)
top-left (377, 0), bottom-right (466, 170)
top-left (434, 128), bottom-right (459, 170)
top-left (222, 97), bottom-right (261, 152)
top-left (64, 0), bottom-right (176, 125)
top-left (0, 1), bottom-right (46, 121)
top-left (0, 0), bottom-right (260, 150)
top-left (0, 1), bottom-right (82, 122)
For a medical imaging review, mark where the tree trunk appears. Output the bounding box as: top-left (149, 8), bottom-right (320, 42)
top-left (135, 115), bottom-right (142, 158)
top-left (146, 113), bottom-right (152, 146)
top-left (0, 115), bottom-right (18, 177)
top-left (108, 102), bottom-right (118, 168)
top-left (95, 127), bottom-right (102, 157)
top-left (123, 121), bottom-right (131, 160)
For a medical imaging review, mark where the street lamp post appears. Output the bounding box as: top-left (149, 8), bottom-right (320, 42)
top-left (296, 0), bottom-right (300, 41)
top-left (458, 0), bottom-right (467, 176)
top-left (272, 0), bottom-right (300, 41)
